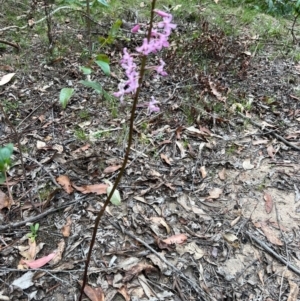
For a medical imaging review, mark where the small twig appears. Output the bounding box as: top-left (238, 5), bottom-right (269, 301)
top-left (0, 199), bottom-right (79, 231)
top-left (237, 112), bottom-right (300, 151)
top-left (0, 39), bottom-right (20, 51)
top-left (246, 231), bottom-right (300, 276)
top-left (110, 221), bottom-right (209, 300)
top-left (22, 154), bottom-right (60, 188)
top-left (274, 202), bottom-right (289, 301)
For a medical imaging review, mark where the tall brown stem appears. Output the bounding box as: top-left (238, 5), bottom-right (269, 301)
top-left (78, 0), bottom-right (157, 299)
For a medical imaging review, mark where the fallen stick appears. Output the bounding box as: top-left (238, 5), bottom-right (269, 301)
top-left (0, 199), bottom-right (79, 231)
top-left (246, 231), bottom-right (300, 276)
top-left (237, 112), bottom-right (300, 151)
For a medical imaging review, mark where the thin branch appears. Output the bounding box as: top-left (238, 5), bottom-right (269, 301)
top-left (237, 112), bottom-right (300, 151)
top-left (0, 39), bottom-right (20, 51)
top-left (0, 199), bottom-right (79, 231)
top-left (246, 231), bottom-right (300, 276)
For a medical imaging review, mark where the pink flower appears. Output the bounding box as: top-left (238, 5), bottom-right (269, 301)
top-left (154, 10), bottom-right (170, 18)
top-left (131, 24), bottom-right (140, 33)
top-left (146, 59), bottom-right (167, 76)
top-left (147, 97), bottom-right (160, 114)
top-left (136, 38), bottom-right (154, 55)
top-left (155, 59), bottom-right (167, 76)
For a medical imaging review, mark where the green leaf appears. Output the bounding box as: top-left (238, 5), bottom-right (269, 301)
top-left (79, 80), bottom-right (103, 94)
top-left (97, 0), bottom-right (108, 6)
top-left (59, 88), bottom-right (74, 109)
top-left (0, 144), bottom-right (13, 172)
top-left (0, 172), bottom-right (5, 184)
top-left (98, 36), bottom-right (107, 44)
top-left (109, 19), bottom-right (122, 37)
top-left (79, 66), bottom-right (92, 75)
top-left (103, 180), bottom-right (121, 206)
top-left (35, 223), bottom-right (40, 232)
top-left (95, 54), bottom-right (110, 76)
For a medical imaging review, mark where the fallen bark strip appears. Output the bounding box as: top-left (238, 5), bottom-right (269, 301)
top-left (109, 221), bottom-right (211, 301)
top-left (246, 231), bottom-right (300, 276)
top-left (0, 199), bottom-right (79, 231)
top-left (237, 112), bottom-right (300, 151)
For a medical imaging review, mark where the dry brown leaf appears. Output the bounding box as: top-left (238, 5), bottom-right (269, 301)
top-left (118, 286), bottom-right (130, 301)
top-left (260, 223), bottom-right (283, 246)
top-left (218, 168), bottom-right (226, 180)
top-left (207, 187), bottom-right (223, 199)
top-left (230, 216), bottom-right (241, 227)
top-left (288, 280), bottom-right (299, 301)
top-left (264, 193), bottom-right (273, 214)
top-left (252, 139), bottom-right (269, 145)
top-left (160, 153), bottom-right (172, 165)
top-left (72, 183), bottom-right (108, 195)
top-left (103, 165), bottom-right (122, 174)
top-left (27, 240), bottom-right (37, 260)
top-left (36, 141), bottom-right (46, 149)
top-left (73, 144), bottom-right (91, 153)
top-left (199, 166), bottom-right (207, 178)
top-left (209, 80), bottom-right (226, 102)
top-left (78, 281), bottom-right (104, 301)
top-left (258, 270), bottom-right (264, 285)
top-left (242, 159), bottom-right (254, 170)
top-left (123, 263), bottom-right (157, 282)
top-left (0, 190), bottom-right (12, 210)
top-left (176, 241), bottom-right (204, 260)
top-left (150, 217), bottom-right (170, 234)
top-left (175, 126), bottom-right (184, 139)
top-left (162, 233), bottom-right (187, 245)
top-left (0, 73), bottom-right (15, 86)
top-left (50, 240), bottom-right (65, 265)
top-left (177, 194), bottom-right (190, 211)
top-left (267, 145), bottom-right (276, 159)
top-left (261, 121), bottom-right (275, 129)
top-left (175, 141), bottom-right (186, 158)
top-left (61, 216), bottom-right (72, 237)
top-left (56, 175), bottom-right (74, 194)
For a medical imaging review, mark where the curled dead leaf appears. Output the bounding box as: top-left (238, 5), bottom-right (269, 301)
top-left (264, 193), bottom-right (273, 214)
top-left (199, 166), bottom-right (207, 178)
top-left (207, 187), bottom-right (223, 200)
top-left (243, 159), bottom-right (254, 170)
top-left (162, 233), bottom-right (187, 245)
top-left (72, 183), bottom-right (108, 195)
top-left (103, 165), bottom-right (122, 174)
top-left (0, 190), bottom-right (12, 210)
top-left (150, 217), bottom-right (170, 234)
top-left (260, 222), bottom-right (283, 246)
top-left (123, 263), bottom-right (157, 282)
top-left (218, 168), bottom-right (226, 180)
top-left (50, 239), bottom-right (65, 265)
top-left (61, 216), bottom-right (72, 237)
top-left (56, 175), bottom-right (73, 194)
top-left (78, 281), bottom-right (104, 301)
top-left (160, 153), bottom-right (172, 165)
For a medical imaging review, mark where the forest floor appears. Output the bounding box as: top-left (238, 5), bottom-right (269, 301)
top-left (0, 1), bottom-right (300, 301)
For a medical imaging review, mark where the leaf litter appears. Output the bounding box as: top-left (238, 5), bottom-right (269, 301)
top-left (1, 2), bottom-right (300, 301)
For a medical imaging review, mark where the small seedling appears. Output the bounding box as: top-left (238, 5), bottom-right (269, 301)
top-left (0, 144), bottom-right (14, 184)
top-left (27, 223), bottom-right (39, 242)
